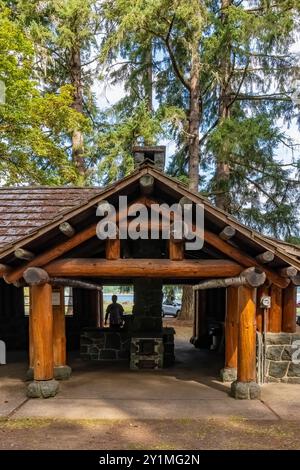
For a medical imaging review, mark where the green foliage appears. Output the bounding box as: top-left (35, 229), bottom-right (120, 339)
top-left (0, 2), bottom-right (86, 184)
top-left (100, 0), bottom-right (300, 239)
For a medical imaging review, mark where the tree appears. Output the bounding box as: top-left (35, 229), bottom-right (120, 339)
top-left (102, 0), bottom-right (207, 190)
top-left (203, 1), bottom-right (300, 239)
top-left (0, 2), bottom-right (86, 185)
top-left (14, 0), bottom-right (103, 182)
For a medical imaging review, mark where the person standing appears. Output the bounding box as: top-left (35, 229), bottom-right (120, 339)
top-left (105, 295), bottom-right (124, 329)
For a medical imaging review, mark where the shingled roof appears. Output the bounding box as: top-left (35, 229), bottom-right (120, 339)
top-left (0, 186), bottom-right (102, 250)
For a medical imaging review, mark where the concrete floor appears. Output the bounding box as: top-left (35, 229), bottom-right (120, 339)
top-left (1, 338), bottom-right (300, 421)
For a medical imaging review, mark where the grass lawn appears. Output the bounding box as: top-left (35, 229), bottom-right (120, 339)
top-left (1, 417), bottom-right (300, 450)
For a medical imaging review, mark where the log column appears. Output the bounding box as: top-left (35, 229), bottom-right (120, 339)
top-left (282, 284), bottom-right (297, 333)
top-left (27, 283), bottom-right (59, 398)
top-left (220, 287), bottom-right (239, 382)
top-left (231, 286), bottom-right (261, 399)
top-left (53, 287), bottom-right (72, 380)
top-left (269, 285), bottom-right (282, 333)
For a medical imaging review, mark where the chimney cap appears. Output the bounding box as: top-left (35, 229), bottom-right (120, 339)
top-left (132, 145), bottom-right (166, 171)
top-left (132, 145), bottom-right (166, 154)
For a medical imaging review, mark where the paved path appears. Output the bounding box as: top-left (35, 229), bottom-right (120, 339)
top-left (1, 342), bottom-right (300, 421)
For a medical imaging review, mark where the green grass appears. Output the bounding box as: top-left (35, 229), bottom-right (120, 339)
top-left (103, 300), bottom-right (133, 314)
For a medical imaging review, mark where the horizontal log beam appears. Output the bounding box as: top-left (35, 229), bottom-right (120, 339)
top-left (23, 267), bottom-right (102, 291)
top-left (193, 267), bottom-right (266, 290)
top-left (44, 258), bottom-right (243, 279)
top-left (255, 251), bottom-right (275, 264)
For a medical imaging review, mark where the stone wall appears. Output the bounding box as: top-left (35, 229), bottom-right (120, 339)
top-left (264, 333), bottom-right (300, 383)
top-left (80, 328), bottom-right (131, 361)
top-left (80, 326), bottom-right (175, 367)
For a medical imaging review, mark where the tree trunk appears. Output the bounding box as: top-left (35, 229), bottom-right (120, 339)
top-left (215, 0), bottom-right (232, 211)
top-left (179, 285), bottom-right (194, 320)
top-left (70, 46), bottom-right (85, 178)
top-left (180, 41), bottom-right (201, 319)
top-left (188, 45), bottom-right (201, 192)
top-left (145, 41), bottom-right (153, 115)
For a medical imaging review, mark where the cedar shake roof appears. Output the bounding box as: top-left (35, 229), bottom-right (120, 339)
top-left (0, 186), bottom-right (102, 250)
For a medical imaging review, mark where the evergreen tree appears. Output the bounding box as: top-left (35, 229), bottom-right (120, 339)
top-left (102, 0), bottom-right (300, 238)
top-left (14, 0), bottom-right (103, 182)
top-left (0, 1), bottom-right (86, 185)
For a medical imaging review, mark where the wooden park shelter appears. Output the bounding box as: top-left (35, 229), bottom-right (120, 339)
top-left (0, 147), bottom-right (299, 399)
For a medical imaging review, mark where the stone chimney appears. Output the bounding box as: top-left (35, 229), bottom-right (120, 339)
top-left (133, 145), bottom-right (166, 171)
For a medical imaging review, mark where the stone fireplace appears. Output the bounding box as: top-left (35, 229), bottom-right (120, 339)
top-left (80, 278), bottom-right (175, 368)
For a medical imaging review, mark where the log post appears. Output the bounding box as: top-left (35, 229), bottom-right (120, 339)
top-left (27, 287), bottom-right (34, 378)
top-left (106, 238), bottom-right (120, 260)
top-left (105, 225), bottom-right (120, 260)
top-left (99, 289), bottom-right (104, 327)
top-left (231, 286), bottom-right (261, 399)
top-left (27, 283), bottom-right (59, 398)
top-left (269, 285), bottom-right (282, 333)
top-left (52, 287), bottom-right (71, 380)
top-left (220, 286), bottom-right (239, 382)
top-left (282, 284), bottom-right (297, 333)
top-left (90, 289), bottom-right (101, 328)
top-left (168, 239), bottom-right (184, 260)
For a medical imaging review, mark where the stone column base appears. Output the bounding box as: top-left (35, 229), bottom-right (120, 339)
top-left (27, 379), bottom-right (59, 398)
top-left (220, 367), bottom-right (237, 382)
top-left (27, 365), bottom-right (72, 381)
top-left (231, 380), bottom-right (261, 400)
top-left (54, 365), bottom-right (72, 380)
